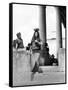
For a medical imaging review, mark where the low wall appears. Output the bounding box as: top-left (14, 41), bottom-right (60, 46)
top-left (58, 48), bottom-right (65, 71)
top-left (13, 49), bottom-right (40, 86)
top-left (13, 49), bottom-right (31, 85)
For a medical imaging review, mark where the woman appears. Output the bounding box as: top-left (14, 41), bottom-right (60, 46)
top-left (16, 32), bottom-right (24, 49)
top-left (30, 28), bottom-right (43, 80)
top-left (31, 28), bottom-right (41, 51)
top-left (13, 32), bottom-right (24, 49)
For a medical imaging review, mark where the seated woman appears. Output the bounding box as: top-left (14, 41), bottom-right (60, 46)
top-left (31, 28), bottom-right (42, 51)
top-left (13, 32), bottom-right (24, 49)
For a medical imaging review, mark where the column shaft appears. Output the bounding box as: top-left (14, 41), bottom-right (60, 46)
top-left (56, 7), bottom-right (62, 54)
top-left (39, 6), bottom-right (46, 44)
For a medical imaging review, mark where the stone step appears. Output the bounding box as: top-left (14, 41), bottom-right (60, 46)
top-left (40, 66), bottom-right (65, 72)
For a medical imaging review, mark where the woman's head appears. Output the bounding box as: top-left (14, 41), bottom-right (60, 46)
top-left (35, 31), bottom-right (39, 37)
top-left (16, 32), bottom-right (21, 39)
top-left (34, 28), bottom-right (40, 38)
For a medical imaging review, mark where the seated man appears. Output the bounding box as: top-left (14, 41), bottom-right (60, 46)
top-left (13, 32), bottom-right (24, 49)
top-left (50, 54), bottom-right (58, 66)
top-left (39, 42), bottom-right (50, 65)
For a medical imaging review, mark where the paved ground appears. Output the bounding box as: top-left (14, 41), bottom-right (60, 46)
top-left (13, 71), bottom-right (65, 86)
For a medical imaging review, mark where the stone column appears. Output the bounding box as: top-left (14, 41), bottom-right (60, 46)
top-left (39, 6), bottom-right (46, 44)
top-left (55, 7), bottom-right (65, 71)
top-left (39, 6), bottom-right (46, 65)
top-left (56, 7), bottom-right (62, 57)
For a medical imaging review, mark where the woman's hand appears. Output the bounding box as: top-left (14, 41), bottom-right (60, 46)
top-left (35, 40), bottom-right (38, 43)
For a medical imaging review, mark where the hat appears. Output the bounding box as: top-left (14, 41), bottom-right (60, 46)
top-left (16, 32), bottom-right (21, 37)
top-left (52, 54), bottom-right (54, 57)
top-left (34, 28), bottom-right (39, 32)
